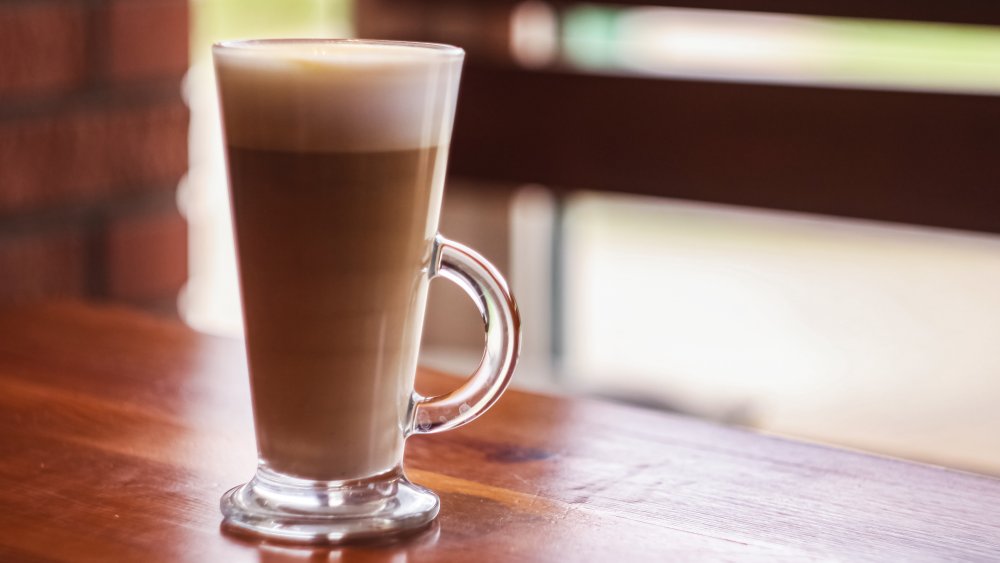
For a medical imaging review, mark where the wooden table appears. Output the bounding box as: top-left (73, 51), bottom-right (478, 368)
top-left (0, 303), bottom-right (998, 561)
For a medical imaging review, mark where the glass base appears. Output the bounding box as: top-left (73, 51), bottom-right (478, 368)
top-left (220, 466), bottom-right (439, 544)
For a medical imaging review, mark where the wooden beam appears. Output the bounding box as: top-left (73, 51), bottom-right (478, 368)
top-left (413, 0), bottom-right (1000, 27)
top-left (450, 66), bottom-right (1000, 233)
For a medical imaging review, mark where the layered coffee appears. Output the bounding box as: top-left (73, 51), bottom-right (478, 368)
top-left (215, 41), bottom-right (463, 480)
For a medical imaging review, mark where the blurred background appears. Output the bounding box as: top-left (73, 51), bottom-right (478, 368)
top-left (2, 0), bottom-right (999, 474)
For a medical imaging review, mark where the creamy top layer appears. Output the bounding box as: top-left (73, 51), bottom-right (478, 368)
top-left (213, 40), bottom-right (464, 152)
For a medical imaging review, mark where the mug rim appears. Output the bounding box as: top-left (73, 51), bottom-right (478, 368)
top-left (212, 38), bottom-right (465, 59)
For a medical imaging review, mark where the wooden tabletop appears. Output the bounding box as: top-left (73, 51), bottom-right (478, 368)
top-left (0, 303), bottom-right (998, 561)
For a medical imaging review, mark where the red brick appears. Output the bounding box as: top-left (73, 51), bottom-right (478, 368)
top-left (0, 230), bottom-right (87, 303)
top-left (104, 207), bottom-right (187, 301)
top-left (104, 0), bottom-right (189, 82)
top-left (0, 2), bottom-right (87, 97)
top-left (0, 101), bottom-right (188, 212)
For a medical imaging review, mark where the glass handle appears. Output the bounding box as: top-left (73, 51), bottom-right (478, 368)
top-left (409, 235), bottom-right (521, 435)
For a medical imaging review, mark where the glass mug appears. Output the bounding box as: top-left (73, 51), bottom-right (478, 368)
top-left (213, 39), bottom-right (520, 543)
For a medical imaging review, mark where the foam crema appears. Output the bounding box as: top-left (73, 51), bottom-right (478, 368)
top-left (213, 40), bottom-right (465, 153)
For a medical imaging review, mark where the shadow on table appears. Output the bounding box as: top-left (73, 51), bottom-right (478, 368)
top-left (221, 520), bottom-right (440, 562)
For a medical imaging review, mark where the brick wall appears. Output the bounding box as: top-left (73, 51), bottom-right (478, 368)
top-left (0, 0), bottom-right (188, 313)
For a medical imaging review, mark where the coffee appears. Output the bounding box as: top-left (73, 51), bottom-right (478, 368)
top-left (215, 42), bottom-right (461, 481)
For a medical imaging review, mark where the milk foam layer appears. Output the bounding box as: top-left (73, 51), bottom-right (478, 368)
top-left (214, 40), bottom-right (464, 152)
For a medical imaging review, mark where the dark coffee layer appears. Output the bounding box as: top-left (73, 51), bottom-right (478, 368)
top-left (228, 145), bottom-right (443, 480)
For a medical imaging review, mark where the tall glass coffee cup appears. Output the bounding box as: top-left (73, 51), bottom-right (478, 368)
top-left (213, 39), bottom-right (520, 544)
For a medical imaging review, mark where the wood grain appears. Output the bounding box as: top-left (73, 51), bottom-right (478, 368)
top-left (0, 302), bottom-right (998, 561)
